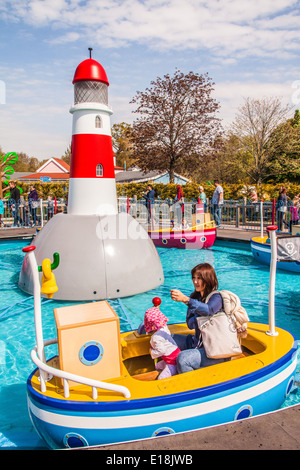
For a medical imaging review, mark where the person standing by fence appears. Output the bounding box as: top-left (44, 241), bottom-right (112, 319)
top-left (212, 180), bottom-right (223, 227)
top-left (143, 184), bottom-right (156, 224)
top-left (250, 189), bottom-right (260, 222)
top-left (174, 185), bottom-right (184, 224)
top-left (289, 198), bottom-right (299, 232)
top-left (198, 186), bottom-right (206, 212)
top-left (28, 185), bottom-right (40, 227)
top-left (9, 181), bottom-right (23, 227)
top-left (276, 187), bottom-right (288, 232)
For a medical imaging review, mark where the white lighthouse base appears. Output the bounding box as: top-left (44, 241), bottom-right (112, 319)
top-left (19, 213), bottom-right (164, 301)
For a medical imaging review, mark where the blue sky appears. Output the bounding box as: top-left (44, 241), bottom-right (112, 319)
top-left (0, 0), bottom-right (299, 161)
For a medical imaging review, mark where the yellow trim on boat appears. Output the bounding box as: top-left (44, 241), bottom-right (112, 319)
top-left (252, 236), bottom-right (270, 245)
top-left (149, 222), bottom-right (215, 234)
top-left (29, 322), bottom-right (295, 403)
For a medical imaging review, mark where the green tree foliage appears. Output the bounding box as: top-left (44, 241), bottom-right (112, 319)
top-left (111, 123), bottom-right (135, 169)
top-left (230, 97), bottom-right (292, 185)
top-left (265, 110), bottom-right (300, 182)
top-left (61, 143), bottom-right (71, 166)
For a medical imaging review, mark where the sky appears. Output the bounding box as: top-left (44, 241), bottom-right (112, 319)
top-left (0, 0), bottom-right (299, 161)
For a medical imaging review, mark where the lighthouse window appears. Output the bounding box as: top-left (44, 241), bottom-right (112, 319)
top-left (74, 81), bottom-right (108, 105)
top-left (95, 115), bottom-right (102, 128)
top-left (96, 164), bottom-right (103, 177)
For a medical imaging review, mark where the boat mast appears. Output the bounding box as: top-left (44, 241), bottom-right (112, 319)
top-left (267, 225), bottom-right (279, 336)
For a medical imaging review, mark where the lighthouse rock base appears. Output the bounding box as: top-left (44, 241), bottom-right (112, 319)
top-left (19, 212), bottom-right (164, 300)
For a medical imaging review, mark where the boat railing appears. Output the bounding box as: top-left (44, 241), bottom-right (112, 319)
top-left (30, 338), bottom-right (131, 400)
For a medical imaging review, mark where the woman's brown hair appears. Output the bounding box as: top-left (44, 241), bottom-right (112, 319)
top-left (190, 263), bottom-right (218, 300)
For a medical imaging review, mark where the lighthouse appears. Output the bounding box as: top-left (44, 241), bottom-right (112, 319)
top-left (19, 51), bottom-right (164, 301)
top-left (68, 53), bottom-right (117, 216)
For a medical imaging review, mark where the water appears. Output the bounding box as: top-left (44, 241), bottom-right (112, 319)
top-left (0, 239), bottom-right (299, 449)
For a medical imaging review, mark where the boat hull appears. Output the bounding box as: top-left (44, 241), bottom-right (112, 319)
top-left (251, 237), bottom-right (300, 273)
top-left (148, 226), bottom-right (216, 249)
top-left (27, 324), bottom-right (297, 449)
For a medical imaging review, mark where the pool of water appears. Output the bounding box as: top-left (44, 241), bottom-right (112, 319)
top-left (0, 238), bottom-right (299, 449)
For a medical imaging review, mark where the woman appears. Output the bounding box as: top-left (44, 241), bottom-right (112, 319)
top-left (170, 263), bottom-right (226, 373)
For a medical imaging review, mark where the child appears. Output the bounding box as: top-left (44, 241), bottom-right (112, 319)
top-left (144, 305), bottom-right (180, 380)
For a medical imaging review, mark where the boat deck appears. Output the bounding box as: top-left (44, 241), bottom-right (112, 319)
top-left (29, 323), bottom-right (295, 404)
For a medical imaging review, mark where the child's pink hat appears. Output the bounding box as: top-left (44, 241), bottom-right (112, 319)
top-left (144, 307), bottom-right (168, 333)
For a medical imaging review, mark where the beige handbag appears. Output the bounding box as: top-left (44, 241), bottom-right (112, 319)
top-left (197, 312), bottom-right (242, 359)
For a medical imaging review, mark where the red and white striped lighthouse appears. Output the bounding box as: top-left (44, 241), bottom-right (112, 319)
top-left (19, 51), bottom-right (164, 301)
top-left (68, 51), bottom-right (118, 216)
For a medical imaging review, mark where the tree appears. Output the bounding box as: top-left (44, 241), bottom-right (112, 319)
top-left (130, 70), bottom-right (221, 183)
top-left (265, 109), bottom-right (300, 182)
top-left (62, 144), bottom-right (71, 166)
top-left (231, 97), bottom-right (292, 185)
top-left (111, 123), bottom-right (135, 169)
top-left (202, 133), bottom-right (251, 183)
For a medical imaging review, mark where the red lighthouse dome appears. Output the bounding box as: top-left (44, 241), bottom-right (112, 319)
top-left (72, 58), bottom-right (109, 86)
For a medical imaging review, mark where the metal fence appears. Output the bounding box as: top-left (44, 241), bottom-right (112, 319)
top-left (0, 197), bottom-right (297, 234)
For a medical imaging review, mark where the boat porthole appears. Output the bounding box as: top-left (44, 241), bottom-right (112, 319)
top-left (286, 376), bottom-right (295, 397)
top-left (200, 236), bottom-right (206, 242)
top-left (162, 239), bottom-right (168, 245)
top-left (180, 238), bottom-right (187, 244)
top-left (152, 427), bottom-right (175, 437)
top-left (234, 404), bottom-right (253, 421)
top-left (63, 432), bottom-right (89, 448)
top-left (79, 341), bottom-right (104, 366)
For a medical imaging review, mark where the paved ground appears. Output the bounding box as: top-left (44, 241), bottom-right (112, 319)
top-left (1, 224), bottom-right (299, 451)
top-left (86, 405), bottom-right (300, 451)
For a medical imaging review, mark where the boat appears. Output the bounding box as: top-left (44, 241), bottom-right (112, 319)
top-left (251, 233), bottom-right (300, 273)
top-left (25, 227), bottom-right (297, 449)
top-left (148, 220), bottom-right (216, 249)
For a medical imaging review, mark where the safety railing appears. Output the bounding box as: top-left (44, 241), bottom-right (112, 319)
top-left (30, 338), bottom-right (131, 399)
top-left (0, 197), bottom-right (297, 233)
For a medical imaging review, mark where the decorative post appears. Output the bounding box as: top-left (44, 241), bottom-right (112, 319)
top-left (266, 225), bottom-right (279, 336)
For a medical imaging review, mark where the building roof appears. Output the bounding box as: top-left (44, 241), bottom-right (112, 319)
top-left (72, 58), bottom-right (109, 86)
top-left (37, 157), bottom-right (70, 174)
top-left (115, 170), bottom-right (190, 184)
top-left (19, 173), bottom-right (69, 181)
top-left (115, 170), bottom-right (161, 183)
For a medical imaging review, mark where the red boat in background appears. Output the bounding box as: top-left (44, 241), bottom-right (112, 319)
top-left (148, 219), bottom-right (216, 249)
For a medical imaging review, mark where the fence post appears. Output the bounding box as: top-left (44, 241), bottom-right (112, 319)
top-left (272, 198), bottom-right (275, 225)
top-left (236, 205), bottom-right (240, 228)
top-left (40, 199), bottom-right (44, 227)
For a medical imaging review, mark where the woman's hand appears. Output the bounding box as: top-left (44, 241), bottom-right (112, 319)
top-left (170, 289), bottom-right (189, 304)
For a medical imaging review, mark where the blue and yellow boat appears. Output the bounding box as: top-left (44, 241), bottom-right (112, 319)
top-left (24, 228), bottom-right (298, 449)
top-left (251, 235), bottom-right (300, 273)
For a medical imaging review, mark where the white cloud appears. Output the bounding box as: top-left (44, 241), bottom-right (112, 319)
top-left (2, 0), bottom-right (299, 58)
top-left (214, 80), bottom-right (296, 128)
